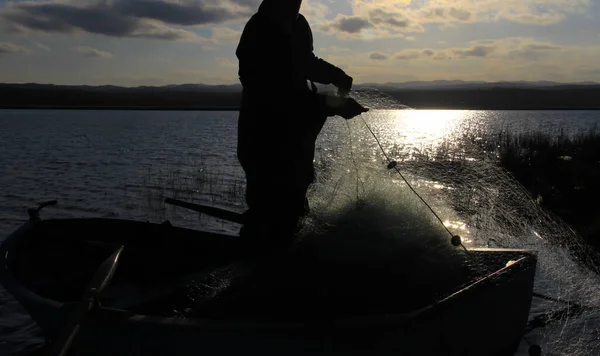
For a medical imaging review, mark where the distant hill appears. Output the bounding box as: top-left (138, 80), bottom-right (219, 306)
top-left (0, 83), bottom-right (243, 92)
top-left (1, 81), bottom-right (600, 110)
top-left (354, 80), bottom-right (600, 91)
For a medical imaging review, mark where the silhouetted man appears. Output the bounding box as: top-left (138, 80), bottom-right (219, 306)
top-left (236, 0), bottom-right (368, 250)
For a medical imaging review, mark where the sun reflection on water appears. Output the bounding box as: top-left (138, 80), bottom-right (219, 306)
top-left (385, 110), bottom-right (478, 244)
top-left (393, 110), bottom-right (468, 147)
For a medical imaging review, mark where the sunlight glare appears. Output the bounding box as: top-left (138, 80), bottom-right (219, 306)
top-left (394, 110), bottom-right (466, 147)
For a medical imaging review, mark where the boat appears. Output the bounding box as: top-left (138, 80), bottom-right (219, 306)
top-left (1, 200), bottom-right (537, 356)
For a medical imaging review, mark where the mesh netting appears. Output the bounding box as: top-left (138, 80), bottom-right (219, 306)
top-left (303, 88), bottom-right (600, 355)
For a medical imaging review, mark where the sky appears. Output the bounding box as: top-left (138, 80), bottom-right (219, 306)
top-left (0, 0), bottom-right (599, 86)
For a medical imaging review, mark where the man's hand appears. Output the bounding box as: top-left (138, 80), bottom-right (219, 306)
top-left (336, 97), bottom-right (368, 120)
top-left (336, 73), bottom-right (353, 97)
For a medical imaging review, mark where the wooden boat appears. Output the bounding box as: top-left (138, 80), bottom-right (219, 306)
top-left (1, 200), bottom-right (537, 356)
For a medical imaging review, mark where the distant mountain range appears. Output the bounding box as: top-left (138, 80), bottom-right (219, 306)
top-left (0, 82), bottom-right (243, 92)
top-left (2, 80), bottom-right (599, 92)
top-left (2, 81), bottom-right (600, 110)
top-left (356, 80), bottom-right (600, 90)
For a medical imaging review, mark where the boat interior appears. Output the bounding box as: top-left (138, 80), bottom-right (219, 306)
top-left (9, 218), bottom-right (536, 322)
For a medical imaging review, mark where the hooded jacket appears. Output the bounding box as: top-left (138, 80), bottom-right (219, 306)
top-left (236, 0), bottom-right (348, 184)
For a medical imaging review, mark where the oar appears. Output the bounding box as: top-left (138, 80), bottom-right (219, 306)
top-left (49, 245), bottom-right (125, 356)
top-left (164, 197), bottom-right (245, 224)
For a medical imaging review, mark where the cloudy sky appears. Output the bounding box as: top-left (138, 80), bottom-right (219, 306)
top-left (0, 0), bottom-right (599, 86)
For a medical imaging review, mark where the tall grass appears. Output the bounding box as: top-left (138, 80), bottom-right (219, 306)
top-left (491, 127), bottom-right (600, 245)
top-left (421, 126), bottom-right (600, 247)
top-left (138, 162), bottom-right (246, 223)
top-left (137, 126), bottom-right (600, 246)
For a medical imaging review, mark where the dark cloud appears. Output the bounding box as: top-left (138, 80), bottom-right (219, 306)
top-left (454, 45), bottom-right (495, 58)
top-left (369, 52), bottom-right (388, 60)
top-left (0, 0), bottom-right (255, 40)
top-left (328, 15), bottom-right (371, 34)
top-left (322, 8), bottom-right (422, 36)
top-left (368, 9), bottom-right (422, 31)
top-left (385, 18), bottom-right (408, 28)
top-left (422, 49), bottom-right (435, 57)
top-left (2, 2), bottom-right (138, 36)
top-left (115, 0), bottom-right (246, 26)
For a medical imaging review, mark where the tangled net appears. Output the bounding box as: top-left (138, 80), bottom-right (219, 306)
top-left (306, 88), bottom-right (600, 355)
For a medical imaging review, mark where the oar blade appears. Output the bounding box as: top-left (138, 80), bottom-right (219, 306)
top-left (87, 245), bottom-right (124, 294)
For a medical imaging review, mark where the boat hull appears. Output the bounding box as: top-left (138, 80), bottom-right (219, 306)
top-left (1, 218), bottom-right (536, 356)
top-left (66, 253), bottom-right (535, 356)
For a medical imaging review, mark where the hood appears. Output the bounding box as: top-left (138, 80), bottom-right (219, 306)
top-left (258, 0), bottom-right (302, 27)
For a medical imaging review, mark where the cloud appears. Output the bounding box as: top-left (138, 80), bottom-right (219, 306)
top-left (365, 49), bottom-right (423, 61)
top-left (422, 49), bottom-right (435, 57)
top-left (0, 0), bottom-right (256, 40)
top-left (74, 46), bottom-right (113, 58)
top-left (330, 0), bottom-right (592, 39)
top-left (373, 38), bottom-right (564, 63)
top-left (300, 0), bottom-right (329, 25)
top-left (452, 45), bottom-right (496, 58)
top-left (421, 7), bottom-right (472, 22)
top-left (114, 0), bottom-right (251, 26)
top-left (506, 39), bottom-right (563, 60)
top-left (321, 8), bottom-right (423, 37)
top-left (324, 15), bottom-right (371, 34)
top-left (369, 52), bottom-right (388, 60)
top-left (369, 9), bottom-right (411, 28)
top-left (0, 41), bottom-right (31, 54)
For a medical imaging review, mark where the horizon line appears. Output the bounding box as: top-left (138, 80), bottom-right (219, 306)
top-left (2, 80), bottom-right (600, 88)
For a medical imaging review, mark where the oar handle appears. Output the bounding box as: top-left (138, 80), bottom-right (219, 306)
top-left (165, 198), bottom-right (245, 224)
top-left (49, 302), bottom-right (93, 356)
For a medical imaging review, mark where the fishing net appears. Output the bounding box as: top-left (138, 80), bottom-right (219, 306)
top-left (304, 88), bottom-right (600, 355)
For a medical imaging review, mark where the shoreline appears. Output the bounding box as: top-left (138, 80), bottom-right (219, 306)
top-left (0, 106), bottom-right (240, 111)
top-left (2, 106), bottom-right (600, 111)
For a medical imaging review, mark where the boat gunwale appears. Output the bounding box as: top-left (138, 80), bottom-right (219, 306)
top-left (1, 217), bottom-right (537, 332)
top-left (1, 220), bottom-right (64, 311)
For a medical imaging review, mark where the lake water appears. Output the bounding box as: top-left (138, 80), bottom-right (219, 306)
top-left (1, 108), bottom-right (600, 355)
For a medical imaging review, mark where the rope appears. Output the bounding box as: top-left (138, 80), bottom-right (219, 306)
top-left (532, 292), bottom-right (586, 309)
top-left (357, 114), bottom-right (468, 252)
